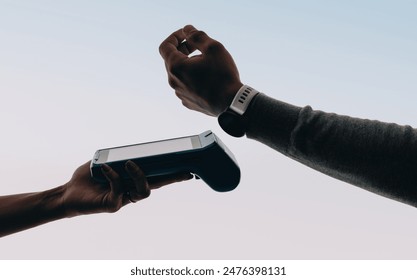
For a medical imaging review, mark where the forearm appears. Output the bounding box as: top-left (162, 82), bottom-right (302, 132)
top-left (245, 93), bottom-right (417, 207)
top-left (0, 186), bottom-right (67, 237)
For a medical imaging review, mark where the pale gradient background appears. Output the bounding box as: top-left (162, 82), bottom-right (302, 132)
top-left (1, 0), bottom-right (417, 259)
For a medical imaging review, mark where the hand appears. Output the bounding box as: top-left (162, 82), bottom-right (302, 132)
top-left (159, 25), bottom-right (243, 117)
top-left (61, 161), bottom-right (192, 217)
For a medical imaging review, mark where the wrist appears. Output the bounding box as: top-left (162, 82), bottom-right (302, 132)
top-left (39, 186), bottom-right (68, 220)
top-left (218, 84), bottom-right (260, 137)
top-left (216, 82), bottom-right (243, 115)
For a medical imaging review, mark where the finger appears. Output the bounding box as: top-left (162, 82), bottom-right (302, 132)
top-left (148, 172), bottom-right (194, 189)
top-left (177, 41), bottom-right (194, 55)
top-left (125, 161), bottom-right (150, 201)
top-left (175, 91), bottom-right (195, 109)
top-left (168, 72), bottom-right (180, 89)
top-left (175, 90), bottom-right (189, 100)
top-left (159, 28), bottom-right (188, 62)
top-left (181, 99), bottom-right (194, 110)
top-left (101, 164), bottom-right (123, 196)
top-left (183, 24), bottom-right (221, 54)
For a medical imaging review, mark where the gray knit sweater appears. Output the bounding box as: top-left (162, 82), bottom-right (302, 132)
top-left (245, 93), bottom-right (417, 207)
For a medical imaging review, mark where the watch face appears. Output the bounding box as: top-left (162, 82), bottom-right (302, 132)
top-left (218, 110), bottom-right (246, 137)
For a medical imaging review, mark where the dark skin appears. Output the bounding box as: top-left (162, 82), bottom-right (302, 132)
top-left (159, 25), bottom-right (243, 117)
top-left (0, 24), bottom-right (241, 238)
top-left (0, 161), bottom-right (192, 237)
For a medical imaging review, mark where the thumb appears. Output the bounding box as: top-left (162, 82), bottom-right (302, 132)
top-left (183, 25), bottom-right (219, 54)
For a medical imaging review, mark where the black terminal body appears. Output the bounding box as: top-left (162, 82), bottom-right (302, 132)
top-left (90, 131), bottom-right (240, 192)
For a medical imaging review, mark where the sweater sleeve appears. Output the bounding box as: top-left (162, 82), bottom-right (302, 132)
top-left (245, 93), bottom-right (417, 207)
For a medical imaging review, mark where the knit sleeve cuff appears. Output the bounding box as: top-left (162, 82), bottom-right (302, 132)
top-left (244, 93), bottom-right (302, 154)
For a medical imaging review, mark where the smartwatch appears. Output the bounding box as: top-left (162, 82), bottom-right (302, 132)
top-left (218, 85), bottom-right (260, 137)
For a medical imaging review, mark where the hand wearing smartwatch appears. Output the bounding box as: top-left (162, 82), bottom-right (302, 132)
top-left (159, 24), bottom-right (258, 137)
top-left (160, 24), bottom-right (417, 208)
top-left (159, 25), bottom-right (242, 117)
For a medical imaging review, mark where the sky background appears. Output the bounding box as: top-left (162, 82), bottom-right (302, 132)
top-left (1, 0), bottom-right (417, 259)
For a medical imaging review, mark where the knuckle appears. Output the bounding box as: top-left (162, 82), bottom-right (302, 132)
top-left (181, 100), bottom-right (192, 109)
top-left (175, 90), bottom-right (184, 99)
top-left (142, 188), bottom-right (151, 199)
top-left (188, 30), bottom-right (207, 43)
top-left (168, 77), bottom-right (178, 88)
top-left (107, 206), bottom-right (119, 213)
top-left (106, 200), bottom-right (121, 213)
top-left (206, 40), bottom-right (225, 54)
top-left (135, 187), bottom-right (151, 200)
top-left (158, 43), bottom-right (165, 55)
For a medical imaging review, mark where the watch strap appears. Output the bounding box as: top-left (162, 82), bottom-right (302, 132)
top-left (218, 85), bottom-right (260, 137)
top-left (229, 85), bottom-right (260, 115)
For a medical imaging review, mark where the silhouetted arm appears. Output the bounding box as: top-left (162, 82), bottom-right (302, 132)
top-left (0, 161), bottom-right (192, 237)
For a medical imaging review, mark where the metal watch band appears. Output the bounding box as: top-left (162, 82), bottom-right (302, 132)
top-left (229, 85), bottom-right (260, 115)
